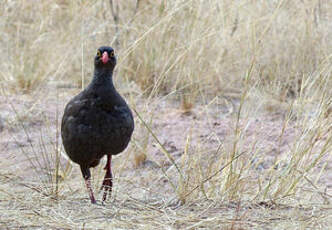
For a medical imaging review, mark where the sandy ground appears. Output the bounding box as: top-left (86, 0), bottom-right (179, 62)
top-left (0, 86), bottom-right (331, 229)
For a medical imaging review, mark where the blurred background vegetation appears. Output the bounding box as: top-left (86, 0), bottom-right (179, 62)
top-left (0, 1), bottom-right (331, 229)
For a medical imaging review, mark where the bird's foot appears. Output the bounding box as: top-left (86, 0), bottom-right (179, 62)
top-left (84, 178), bottom-right (96, 204)
top-left (90, 197), bottom-right (97, 204)
top-left (100, 171), bottom-right (112, 203)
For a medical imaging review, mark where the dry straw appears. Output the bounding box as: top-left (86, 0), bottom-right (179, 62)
top-left (0, 0), bottom-right (331, 229)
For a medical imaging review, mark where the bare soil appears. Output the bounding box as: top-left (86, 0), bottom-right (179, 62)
top-left (0, 87), bottom-right (331, 229)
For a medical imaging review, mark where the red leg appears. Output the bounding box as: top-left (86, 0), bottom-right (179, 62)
top-left (80, 165), bottom-right (96, 204)
top-left (85, 178), bottom-right (96, 204)
top-left (101, 155), bottom-right (113, 202)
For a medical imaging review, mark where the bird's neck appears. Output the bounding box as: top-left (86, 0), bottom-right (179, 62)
top-left (91, 68), bottom-right (115, 87)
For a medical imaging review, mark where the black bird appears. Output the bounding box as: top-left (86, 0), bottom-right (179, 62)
top-left (61, 46), bottom-right (134, 204)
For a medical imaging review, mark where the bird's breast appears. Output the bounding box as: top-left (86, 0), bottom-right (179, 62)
top-left (62, 101), bottom-right (134, 155)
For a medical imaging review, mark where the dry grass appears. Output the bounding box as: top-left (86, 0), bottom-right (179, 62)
top-left (0, 0), bottom-right (331, 229)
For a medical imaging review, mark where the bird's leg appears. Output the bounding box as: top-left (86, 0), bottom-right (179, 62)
top-left (84, 178), bottom-right (96, 204)
top-left (80, 166), bottom-right (96, 204)
top-left (101, 154), bottom-right (113, 202)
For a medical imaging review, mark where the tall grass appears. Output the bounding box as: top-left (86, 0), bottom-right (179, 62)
top-left (0, 0), bottom-right (331, 228)
top-left (1, 1), bottom-right (330, 99)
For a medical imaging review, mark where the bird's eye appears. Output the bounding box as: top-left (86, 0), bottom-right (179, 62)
top-left (110, 51), bottom-right (114, 57)
top-left (97, 50), bottom-right (101, 57)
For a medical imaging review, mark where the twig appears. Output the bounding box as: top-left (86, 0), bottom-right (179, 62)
top-left (230, 14), bottom-right (238, 37)
top-left (109, 0), bottom-right (120, 48)
top-left (125, 0), bottom-right (141, 35)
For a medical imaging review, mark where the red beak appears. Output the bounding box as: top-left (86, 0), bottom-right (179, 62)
top-left (101, 52), bottom-right (109, 64)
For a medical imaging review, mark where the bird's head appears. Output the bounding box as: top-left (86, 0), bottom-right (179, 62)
top-left (94, 46), bottom-right (116, 70)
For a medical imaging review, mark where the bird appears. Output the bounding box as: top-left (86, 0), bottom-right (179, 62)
top-left (61, 46), bottom-right (134, 204)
